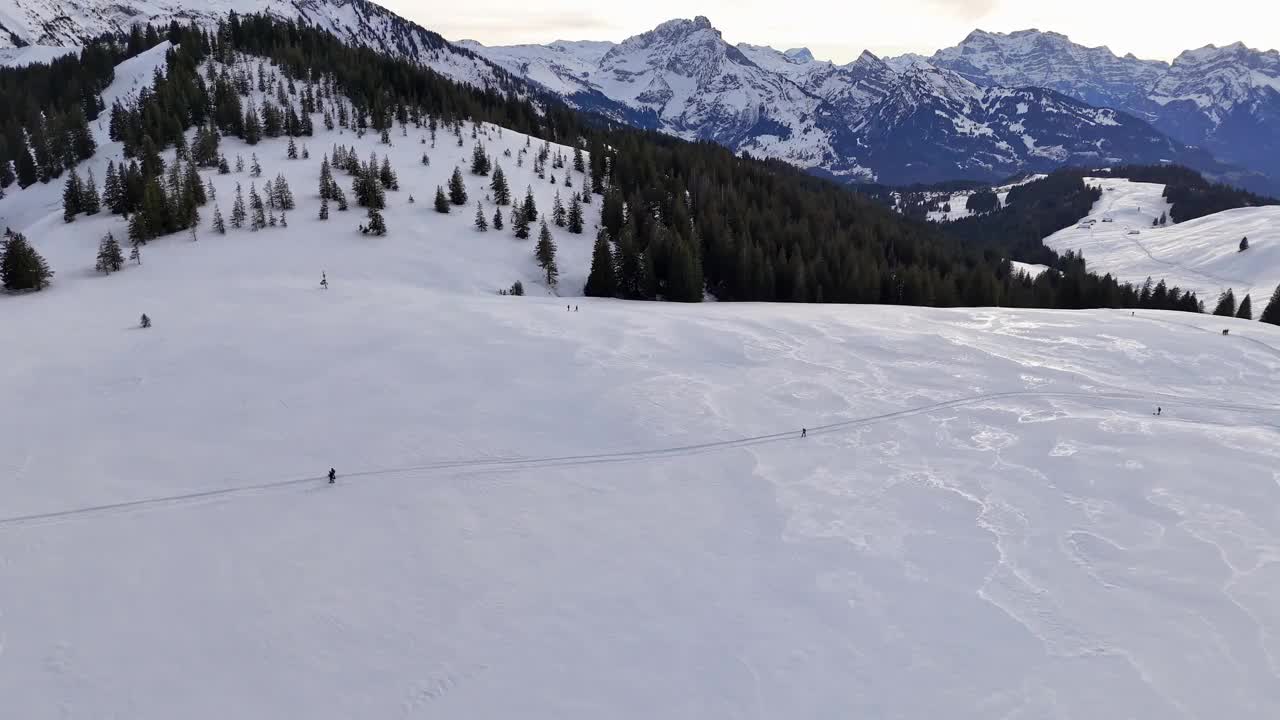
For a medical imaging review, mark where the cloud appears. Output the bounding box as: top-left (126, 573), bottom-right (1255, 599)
top-left (918, 0), bottom-right (1000, 21)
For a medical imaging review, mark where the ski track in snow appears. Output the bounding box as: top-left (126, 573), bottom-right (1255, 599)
top-left (3, 53), bottom-right (1280, 720)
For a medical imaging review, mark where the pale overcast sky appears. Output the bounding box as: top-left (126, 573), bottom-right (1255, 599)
top-left (379, 0), bottom-right (1278, 63)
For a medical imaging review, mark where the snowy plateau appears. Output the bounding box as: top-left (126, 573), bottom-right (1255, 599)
top-left (4, 39), bottom-right (1280, 720)
top-left (1044, 177), bottom-right (1280, 303)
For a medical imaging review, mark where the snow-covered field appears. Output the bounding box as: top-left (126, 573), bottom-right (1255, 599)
top-left (923, 174), bottom-right (1046, 222)
top-left (1044, 177), bottom-right (1280, 304)
top-left (4, 52), bottom-right (1280, 719)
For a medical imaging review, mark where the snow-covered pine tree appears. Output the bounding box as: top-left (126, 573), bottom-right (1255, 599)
top-left (212, 204), bottom-right (226, 234)
top-left (95, 232), bottom-right (125, 274)
top-left (319, 196), bottom-right (329, 220)
top-left (287, 137), bottom-right (298, 159)
top-left (1, 229), bottom-right (53, 291)
top-left (474, 202), bottom-right (488, 231)
top-left (231, 183), bottom-right (246, 229)
top-left (535, 220), bottom-right (558, 287)
top-left (249, 183), bottom-right (266, 230)
top-left (434, 186), bottom-right (449, 213)
top-left (522, 187), bottom-right (538, 222)
top-left (82, 168), bottom-right (101, 215)
top-left (490, 165), bottom-right (510, 205)
top-left (552, 191), bottom-right (566, 227)
top-left (568, 193), bottom-right (584, 234)
top-left (448, 167), bottom-right (468, 205)
top-left (1261, 285), bottom-right (1280, 326)
top-left (62, 169), bottom-right (83, 222)
top-left (363, 207), bottom-right (387, 236)
top-left (250, 153), bottom-right (262, 177)
top-left (492, 208), bottom-right (504, 230)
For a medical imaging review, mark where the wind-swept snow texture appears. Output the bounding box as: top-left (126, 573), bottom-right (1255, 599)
top-left (3, 54), bottom-right (1280, 720)
top-left (1044, 177), bottom-right (1280, 301)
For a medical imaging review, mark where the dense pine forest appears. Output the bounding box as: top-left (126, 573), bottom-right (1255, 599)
top-left (0, 13), bottom-right (1246, 315)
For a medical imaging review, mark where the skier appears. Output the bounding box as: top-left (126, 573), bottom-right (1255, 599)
top-left (321, 271), bottom-right (328, 290)
top-left (574, 305), bottom-right (579, 312)
top-left (328, 468), bottom-right (336, 484)
top-left (139, 313), bottom-right (151, 329)
top-left (1156, 407), bottom-right (1162, 416)
top-left (801, 428), bottom-right (807, 438)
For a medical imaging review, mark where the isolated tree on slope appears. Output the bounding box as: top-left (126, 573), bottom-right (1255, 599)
top-left (1261, 285), bottom-right (1280, 326)
top-left (490, 165), bottom-right (510, 205)
top-left (434, 186), bottom-right (450, 213)
top-left (492, 208), bottom-right (504, 230)
top-left (448, 167), bottom-right (468, 205)
top-left (95, 232), bottom-right (125, 274)
top-left (212, 204), bottom-right (227, 235)
top-left (231, 183), bottom-right (246, 229)
top-left (1240, 237), bottom-right (1249, 252)
top-left (1212, 289), bottom-right (1237, 317)
top-left (1236, 294), bottom-right (1252, 320)
top-left (1, 230), bottom-right (53, 291)
top-left (474, 201), bottom-right (488, 231)
top-left (567, 193), bottom-right (584, 234)
top-left (536, 220), bottom-right (558, 288)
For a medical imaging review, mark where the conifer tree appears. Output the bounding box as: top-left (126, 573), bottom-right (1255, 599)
top-left (434, 186), bottom-right (450, 213)
top-left (474, 202), bottom-right (488, 231)
top-left (235, 155), bottom-right (245, 173)
top-left (63, 169), bottom-right (83, 222)
top-left (535, 220), bottom-right (558, 287)
top-left (471, 143), bottom-right (491, 175)
top-left (362, 207), bottom-right (387, 236)
top-left (287, 137), bottom-right (298, 159)
top-left (129, 243), bottom-right (141, 265)
top-left (1236, 294), bottom-right (1252, 320)
top-left (493, 208), bottom-right (504, 230)
top-left (584, 230), bottom-right (617, 297)
top-left (513, 206), bottom-right (531, 239)
top-left (1240, 237), bottom-right (1249, 252)
top-left (1212, 289), bottom-right (1237, 317)
top-left (103, 161), bottom-right (122, 215)
top-left (231, 183), bottom-right (246, 229)
top-left (82, 168), bottom-right (101, 215)
top-left (95, 232), bottom-right (125, 274)
top-left (522, 186), bottom-right (538, 222)
top-left (268, 208), bottom-right (277, 227)
top-left (448, 167), bottom-right (468, 205)
top-left (212, 204), bottom-right (226, 234)
top-left (1, 229), bottom-right (53, 291)
top-left (379, 157), bottom-right (398, 190)
top-left (250, 183), bottom-right (266, 230)
top-left (666, 238), bottom-right (704, 302)
top-left (273, 173), bottom-right (295, 210)
top-left (218, 155), bottom-right (230, 174)
top-left (573, 146), bottom-right (585, 173)
top-left (552, 191), bottom-right (566, 227)
top-left (319, 196), bottom-right (329, 220)
top-left (490, 165), bottom-right (510, 205)
top-left (250, 153), bottom-right (262, 177)
top-left (1260, 284), bottom-right (1280, 326)
top-left (567, 193), bottom-right (584, 234)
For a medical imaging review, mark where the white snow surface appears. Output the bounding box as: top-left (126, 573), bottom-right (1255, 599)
top-left (4, 54), bottom-right (1280, 720)
top-left (1044, 177), bottom-right (1280, 301)
top-left (0, 43), bottom-right (76, 66)
top-left (1010, 260), bottom-right (1052, 278)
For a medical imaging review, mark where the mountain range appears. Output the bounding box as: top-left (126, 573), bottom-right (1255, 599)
top-left (1, 0), bottom-right (1277, 192)
top-left (463, 19), bottom-right (1280, 192)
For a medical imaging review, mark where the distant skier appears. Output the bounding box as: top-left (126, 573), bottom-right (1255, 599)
top-left (139, 313), bottom-right (151, 329)
top-left (328, 468), bottom-right (336, 484)
top-left (801, 428), bottom-right (807, 438)
top-left (574, 305), bottom-right (579, 312)
top-left (321, 271), bottom-right (328, 290)
top-left (1155, 407), bottom-right (1162, 416)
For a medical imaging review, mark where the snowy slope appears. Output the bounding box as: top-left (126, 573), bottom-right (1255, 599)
top-left (924, 174), bottom-right (1048, 222)
top-left (0, 42), bottom-right (74, 66)
top-left (1043, 177), bottom-right (1280, 303)
top-left (5, 46), bottom-right (1280, 720)
top-left (0, 0), bottom-right (507, 87)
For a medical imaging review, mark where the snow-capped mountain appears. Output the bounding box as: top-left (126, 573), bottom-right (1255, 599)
top-left (465, 17), bottom-right (1236, 187)
top-left (0, 0), bottom-right (509, 87)
top-left (920, 30), bottom-right (1280, 187)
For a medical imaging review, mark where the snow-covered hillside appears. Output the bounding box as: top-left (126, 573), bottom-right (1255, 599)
top-left (0, 0), bottom-right (506, 87)
top-left (1044, 177), bottom-right (1280, 304)
top-left (5, 41), bottom-right (1280, 720)
top-left (923, 174), bottom-right (1048, 222)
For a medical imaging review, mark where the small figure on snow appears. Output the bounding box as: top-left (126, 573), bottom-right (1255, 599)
top-left (574, 305), bottom-right (579, 312)
top-left (321, 271), bottom-right (328, 290)
top-left (328, 468), bottom-right (336, 484)
top-left (801, 428), bottom-right (807, 438)
top-left (1155, 407), bottom-right (1162, 416)
top-left (140, 313), bottom-right (151, 329)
